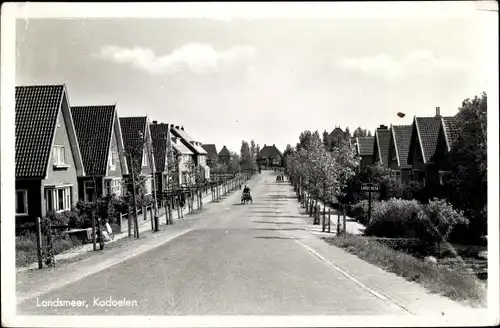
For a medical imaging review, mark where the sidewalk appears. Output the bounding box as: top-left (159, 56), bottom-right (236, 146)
top-left (16, 178), bottom-right (242, 273)
top-left (297, 189), bottom-right (366, 235)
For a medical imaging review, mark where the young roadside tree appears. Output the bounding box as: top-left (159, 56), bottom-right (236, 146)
top-left (417, 198), bottom-right (469, 254)
top-left (228, 151), bottom-right (241, 173)
top-left (240, 140), bottom-right (253, 171)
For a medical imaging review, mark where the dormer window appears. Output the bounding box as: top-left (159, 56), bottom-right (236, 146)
top-left (53, 145), bottom-right (67, 167)
top-left (142, 148), bottom-right (148, 167)
top-left (109, 151), bottom-right (118, 171)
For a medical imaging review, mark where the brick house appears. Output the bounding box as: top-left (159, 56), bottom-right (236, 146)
top-left (218, 146), bottom-right (231, 165)
top-left (372, 125), bottom-right (391, 167)
top-left (170, 133), bottom-right (194, 186)
top-left (201, 144), bottom-right (218, 167)
top-left (407, 107), bottom-right (453, 186)
top-left (326, 126), bottom-right (350, 149)
top-left (433, 116), bottom-right (461, 185)
top-left (259, 144), bottom-right (284, 168)
top-left (150, 121), bottom-right (171, 193)
top-left (119, 116), bottom-right (155, 197)
top-left (387, 124), bottom-right (412, 183)
top-left (15, 85), bottom-right (85, 225)
top-left (71, 105), bottom-right (129, 202)
top-left (170, 125), bottom-right (210, 182)
top-left (354, 137), bottom-right (374, 170)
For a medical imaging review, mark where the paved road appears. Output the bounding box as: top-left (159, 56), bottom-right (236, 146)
top-left (17, 171), bottom-right (469, 316)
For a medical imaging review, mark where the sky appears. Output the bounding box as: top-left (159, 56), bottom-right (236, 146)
top-left (13, 3), bottom-right (493, 154)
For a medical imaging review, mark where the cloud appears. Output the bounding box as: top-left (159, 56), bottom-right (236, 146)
top-left (97, 43), bottom-right (256, 75)
top-left (335, 50), bottom-right (468, 80)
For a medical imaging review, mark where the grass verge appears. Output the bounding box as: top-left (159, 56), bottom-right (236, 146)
top-left (16, 233), bottom-right (83, 268)
top-left (325, 234), bottom-right (487, 307)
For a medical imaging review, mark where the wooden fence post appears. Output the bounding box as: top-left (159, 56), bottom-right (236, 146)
top-left (343, 206), bottom-right (347, 234)
top-left (150, 206), bottom-right (154, 231)
top-left (47, 219), bottom-right (56, 267)
top-left (127, 212), bottom-right (132, 237)
top-left (36, 217), bottom-right (43, 269)
top-left (328, 208), bottom-right (331, 233)
top-left (337, 208), bottom-right (341, 235)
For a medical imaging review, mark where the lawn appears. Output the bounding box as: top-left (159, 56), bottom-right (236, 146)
top-left (325, 234), bottom-right (487, 307)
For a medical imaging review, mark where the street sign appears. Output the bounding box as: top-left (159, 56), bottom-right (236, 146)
top-left (361, 183), bottom-right (379, 192)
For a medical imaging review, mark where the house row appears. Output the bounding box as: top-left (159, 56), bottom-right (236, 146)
top-left (15, 84), bottom-right (211, 224)
top-left (351, 107), bottom-right (461, 186)
top-left (200, 144), bottom-right (232, 167)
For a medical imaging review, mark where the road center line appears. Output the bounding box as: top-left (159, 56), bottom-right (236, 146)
top-left (279, 227), bottom-right (414, 315)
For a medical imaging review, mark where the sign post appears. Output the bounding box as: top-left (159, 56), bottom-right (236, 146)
top-left (361, 183), bottom-right (380, 222)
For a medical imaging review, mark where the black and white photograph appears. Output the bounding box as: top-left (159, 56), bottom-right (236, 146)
top-left (1, 2), bottom-right (498, 327)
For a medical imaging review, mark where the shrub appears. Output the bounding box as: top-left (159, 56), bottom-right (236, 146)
top-left (349, 200), bottom-right (371, 224)
top-left (364, 198), bottom-right (423, 238)
top-left (417, 198), bottom-right (469, 253)
top-left (402, 181), bottom-right (423, 200)
top-left (379, 177), bottom-right (404, 201)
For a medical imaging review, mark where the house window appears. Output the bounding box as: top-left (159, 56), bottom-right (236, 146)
top-left (105, 178), bottom-right (122, 196)
top-left (53, 145), bottom-right (66, 166)
top-left (16, 190), bottom-right (28, 215)
top-left (142, 149), bottom-right (148, 167)
top-left (391, 170), bottom-right (401, 179)
top-left (412, 170), bottom-right (426, 186)
top-left (46, 187), bottom-right (72, 213)
top-left (84, 181), bottom-right (95, 202)
top-left (109, 151), bottom-right (118, 171)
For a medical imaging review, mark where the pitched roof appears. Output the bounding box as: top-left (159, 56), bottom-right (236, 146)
top-left (414, 116), bottom-right (442, 163)
top-left (15, 85), bottom-right (85, 178)
top-left (120, 117), bottom-right (147, 163)
top-left (172, 141), bottom-right (193, 155)
top-left (441, 117), bottom-right (461, 151)
top-left (150, 123), bottom-right (170, 172)
top-left (356, 137), bottom-right (374, 156)
top-left (71, 105), bottom-right (116, 176)
top-left (171, 126), bottom-right (208, 155)
top-left (391, 125), bottom-right (412, 169)
top-left (218, 146), bottom-right (231, 157)
top-left (15, 85), bottom-right (63, 177)
top-left (374, 128), bottom-right (391, 164)
top-left (259, 144), bottom-right (283, 158)
top-left (202, 144), bottom-right (218, 158)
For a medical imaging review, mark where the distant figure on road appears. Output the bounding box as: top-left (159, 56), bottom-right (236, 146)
top-left (243, 185), bottom-right (250, 194)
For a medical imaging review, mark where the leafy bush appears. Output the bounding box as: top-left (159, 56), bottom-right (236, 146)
top-left (349, 200), bottom-right (371, 224)
top-left (364, 198), bottom-right (423, 238)
top-left (379, 177), bottom-right (404, 201)
top-left (402, 181), bottom-right (423, 200)
top-left (417, 198), bottom-right (469, 252)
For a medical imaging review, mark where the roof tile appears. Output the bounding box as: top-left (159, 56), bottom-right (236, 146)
top-left (15, 85), bottom-right (64, 178)
top-left (71, 105), bottom-right (115, 176)
top-left (441, 117), bottom-right (461, 150)
top-left (150, 123), bottom-right (170, 172)
top-left (415, 117), bottom-right (442, 163)
top-left (202, 144), bottom-right (218, 158)
top-left (356, 137), bottom-right (374, 156)
top-left (391, 125), bottom-right (412, 169)
top-left (375, 128), bottom-right (391, 164)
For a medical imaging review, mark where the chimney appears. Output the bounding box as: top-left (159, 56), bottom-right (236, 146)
top-left (175, 125), bottom-right (180, 129)
top-left (379, 124), bottom-right (388, 129)
top-left (181, 126), bottom-right (184, 131)
top-left (152, 120), bottom-right (158, 124)
top-left (436, 106), bottom-right (441, 117)
top-left (170, 124), bottom-right (174, 128)
top-left (273, 144), bottom-right (275, 146)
